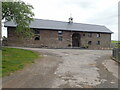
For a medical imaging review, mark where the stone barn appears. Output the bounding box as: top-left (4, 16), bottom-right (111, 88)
top-left (4, 18), bottom-right (112, 49)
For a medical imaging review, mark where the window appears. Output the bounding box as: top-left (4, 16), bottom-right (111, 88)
top-left (88, 33), bottom-right (92, 37)
top-left (97, 41), bottom-right (100, 45)
top-left (58, 31), bottom-right (62, 35)
top-left (88, 41), bottom-right (92, 45)
top-left (97, 33), bottom-right (100, 37)
top-left (34, 29), bottom-right (40, 34)
top-left (58, 36), bottom-right (62, 41)
top-left (58, 31), bottom-right (63, 41)
top-left (35, 35), bottom-right (40, 40)
top-left (83, 34), bottom-right (85, 36)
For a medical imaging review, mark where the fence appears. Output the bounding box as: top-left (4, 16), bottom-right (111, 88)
top-left (112, 48), bottom-right (120, 62)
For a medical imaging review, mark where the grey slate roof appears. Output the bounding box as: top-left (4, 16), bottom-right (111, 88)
top-left (4, 19), bottom-right (113, 33)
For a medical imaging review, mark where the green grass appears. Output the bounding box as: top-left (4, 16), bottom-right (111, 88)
top-left (111, 40), bottom-right (120, 43)
top-left (1, 48), bottom-right (39, 77)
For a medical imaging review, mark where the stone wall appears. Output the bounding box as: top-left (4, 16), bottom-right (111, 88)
top-left (6, 27), bottom-right (111, 49)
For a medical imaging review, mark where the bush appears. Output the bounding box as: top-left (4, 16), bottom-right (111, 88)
top-left (115, 43), bottom-right (120, 48)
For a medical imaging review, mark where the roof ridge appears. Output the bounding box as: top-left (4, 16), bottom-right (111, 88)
top-left (34, 18), bottom-right (105, 27)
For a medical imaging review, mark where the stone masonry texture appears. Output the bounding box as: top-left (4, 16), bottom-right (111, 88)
top-left (6, 27), bottom-right (111, 49)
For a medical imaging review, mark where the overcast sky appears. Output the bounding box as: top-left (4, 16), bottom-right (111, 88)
top-left (2, 0), bottom-right (119, 40)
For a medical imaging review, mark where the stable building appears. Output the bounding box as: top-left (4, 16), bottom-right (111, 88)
top-left (4, 18), bottom-right (113, 49)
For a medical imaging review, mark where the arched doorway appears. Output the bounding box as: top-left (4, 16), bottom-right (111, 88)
top-left (72, 33), bottom-right (80, 47)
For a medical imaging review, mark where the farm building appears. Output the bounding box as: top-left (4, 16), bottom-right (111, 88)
top-left (4, 18), bottom-right (112, 49)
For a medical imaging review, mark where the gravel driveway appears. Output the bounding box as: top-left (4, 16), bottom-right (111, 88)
top-left (2, 48), bottom-right (119, 88)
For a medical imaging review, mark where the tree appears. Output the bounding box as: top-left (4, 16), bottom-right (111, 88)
top-left (2, 0), bottom-right (34, 37)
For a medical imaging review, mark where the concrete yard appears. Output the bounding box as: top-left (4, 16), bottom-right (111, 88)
top-left (2, 48), bottom-right (119, 88)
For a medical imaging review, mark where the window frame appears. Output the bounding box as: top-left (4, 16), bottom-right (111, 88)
top-left (34, 35), bottom-right (40, 40)
top-left (88, 33), bottom-right (92, 37)
top-left (58, 36), bottom-right (62, 41)
top-left (58, 31), bottom-right (63, 35)
top-left (34, 29), bottom-right (40, 34)
top-left (88, 41), bottom-right (92, 45)
top-left (83, 34), bottom-right (85, 36)
top-left (58, 31), bottom-right (63, 41)
top-left (97, 33), bottom-right (100, 38)
top-left (97, 41), bottom-right (100, 45)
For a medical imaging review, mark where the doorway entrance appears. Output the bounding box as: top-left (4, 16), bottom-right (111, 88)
top-left (72, 33), bottom-right (80, 47)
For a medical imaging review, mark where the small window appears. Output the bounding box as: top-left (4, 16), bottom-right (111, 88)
top-left (88, 33), bottom-right (92, 37)
top-left (97, 33), bottom-right (100, 37)
top-left (58, 31), bottom-right (63, 41)
top-left (58, 31), bottom-right (62, 35)
top-left (97, 41), bottom-right (100, 45)
top-left (88, 41), bottom-right (92, 45)
top-left (34, 29), bottom-right (40, 34)
top-left (35, 36), bottom-right (40, 40)
top-left (83, 34), bottom-right (85, 36)
top-left (58, 36), bottom-right (62, 41)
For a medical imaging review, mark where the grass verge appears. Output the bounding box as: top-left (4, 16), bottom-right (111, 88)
top-left (1, 48), bottom-right (39, 77)
top-left (111, 40), bottom-right (120, 43)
